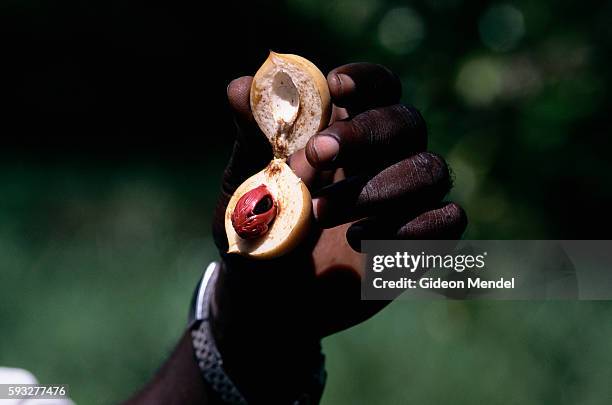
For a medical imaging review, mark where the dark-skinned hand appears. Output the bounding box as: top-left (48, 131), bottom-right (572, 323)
top-left (209, 62), bottom-right (467, 403)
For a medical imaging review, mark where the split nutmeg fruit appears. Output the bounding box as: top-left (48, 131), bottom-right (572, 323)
top-left (224, 52), bottom-right (332, 259)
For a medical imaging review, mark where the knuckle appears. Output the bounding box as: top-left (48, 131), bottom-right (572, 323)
top-left (392, 104), bottom-right (427, 133)
top-left (377, 63), bottom-right (398, 80)
top-left (350, 110), bottom-right (381, 143)
top-left (359, 179), bottom-right (383, 208)
top-left (398, 202), bottom-right (468, 239)
top-left (441, 202), bottom-right (468, 228)
top-left (376, 64), bottom-right (402, 98)
top-left (349, 105), bottom-right (428, 149)
top-left (412, 152), bottom-right (451, 191)
top-left (390, 103), bottom-right (412, 117)
top-left (390, 104), bottom-right (428, 152)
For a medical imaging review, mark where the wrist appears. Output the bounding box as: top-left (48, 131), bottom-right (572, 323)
top-left (212, 256), bottom-right (320, 343)
top-left (212, 258), bottom-right (324, 403)
top-left (190, 259), bottom-right (326, 404)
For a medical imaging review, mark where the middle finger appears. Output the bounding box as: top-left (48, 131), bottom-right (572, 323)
top-left (313, 152), bottom-right (451, 228)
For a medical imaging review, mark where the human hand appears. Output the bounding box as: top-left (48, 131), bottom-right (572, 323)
top-left (209, 62), bottom-right (467, 401)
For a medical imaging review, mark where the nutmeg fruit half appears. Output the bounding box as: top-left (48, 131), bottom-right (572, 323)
top-left (224, 52), bottom-right (331, 259)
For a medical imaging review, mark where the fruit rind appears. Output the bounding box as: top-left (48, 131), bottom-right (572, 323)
top-left (225, 52), bottom-right (330, 259)
top-left (250, 51), bottom-right (331, 158)
top-left (224, 159), bottom-right (312, 260)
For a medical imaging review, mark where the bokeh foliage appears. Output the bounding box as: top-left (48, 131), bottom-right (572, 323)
top-left (1, 0), bottom-right (611, 403)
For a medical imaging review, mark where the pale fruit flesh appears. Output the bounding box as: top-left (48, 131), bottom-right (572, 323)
top-left (225, 159), bottom-right (312, 260)
top-left (226, 52), bottom-right (330, 259)
top-left (250, 52), bottom-right (331, 158)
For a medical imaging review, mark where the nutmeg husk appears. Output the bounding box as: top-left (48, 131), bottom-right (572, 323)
top-left (224, 52), bottom-right (330, 259)
top-left (250, 51), bottom-right (331, 159)
top-left (225, 159), bottom-right (311, 260)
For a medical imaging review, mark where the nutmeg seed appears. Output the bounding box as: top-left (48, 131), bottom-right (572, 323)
top-left (231, 184), bottom-right (277, 239)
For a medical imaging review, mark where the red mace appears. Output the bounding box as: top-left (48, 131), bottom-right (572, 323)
top-left (231, 184), bottom-right (278, 239)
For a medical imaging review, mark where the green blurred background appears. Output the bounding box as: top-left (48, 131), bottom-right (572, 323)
top-left (1, 0), bottom-right (611, 403)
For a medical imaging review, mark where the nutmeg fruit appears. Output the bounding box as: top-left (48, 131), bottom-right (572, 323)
top-left (224, 52), bottom-right (331, 260)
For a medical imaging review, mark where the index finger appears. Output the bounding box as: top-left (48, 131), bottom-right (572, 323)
top-left (328, 63), bottom-right (402, 115)
top-left (305, 104), bottom-right (428, 170)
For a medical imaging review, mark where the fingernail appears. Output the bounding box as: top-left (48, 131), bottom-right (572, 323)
top-left (330, 73), bottom-right (343, 97)
top-left (334, 73), bottom-right (355, 99)
top-left (311, 134), bottom-right (340, 165)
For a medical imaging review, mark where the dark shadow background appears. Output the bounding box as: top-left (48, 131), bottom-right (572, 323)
top-left (1, 0), bottom-right (611, 403)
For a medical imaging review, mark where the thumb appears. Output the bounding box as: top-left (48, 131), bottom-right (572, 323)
top-left (222, 76), bottom-right (272, 196)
